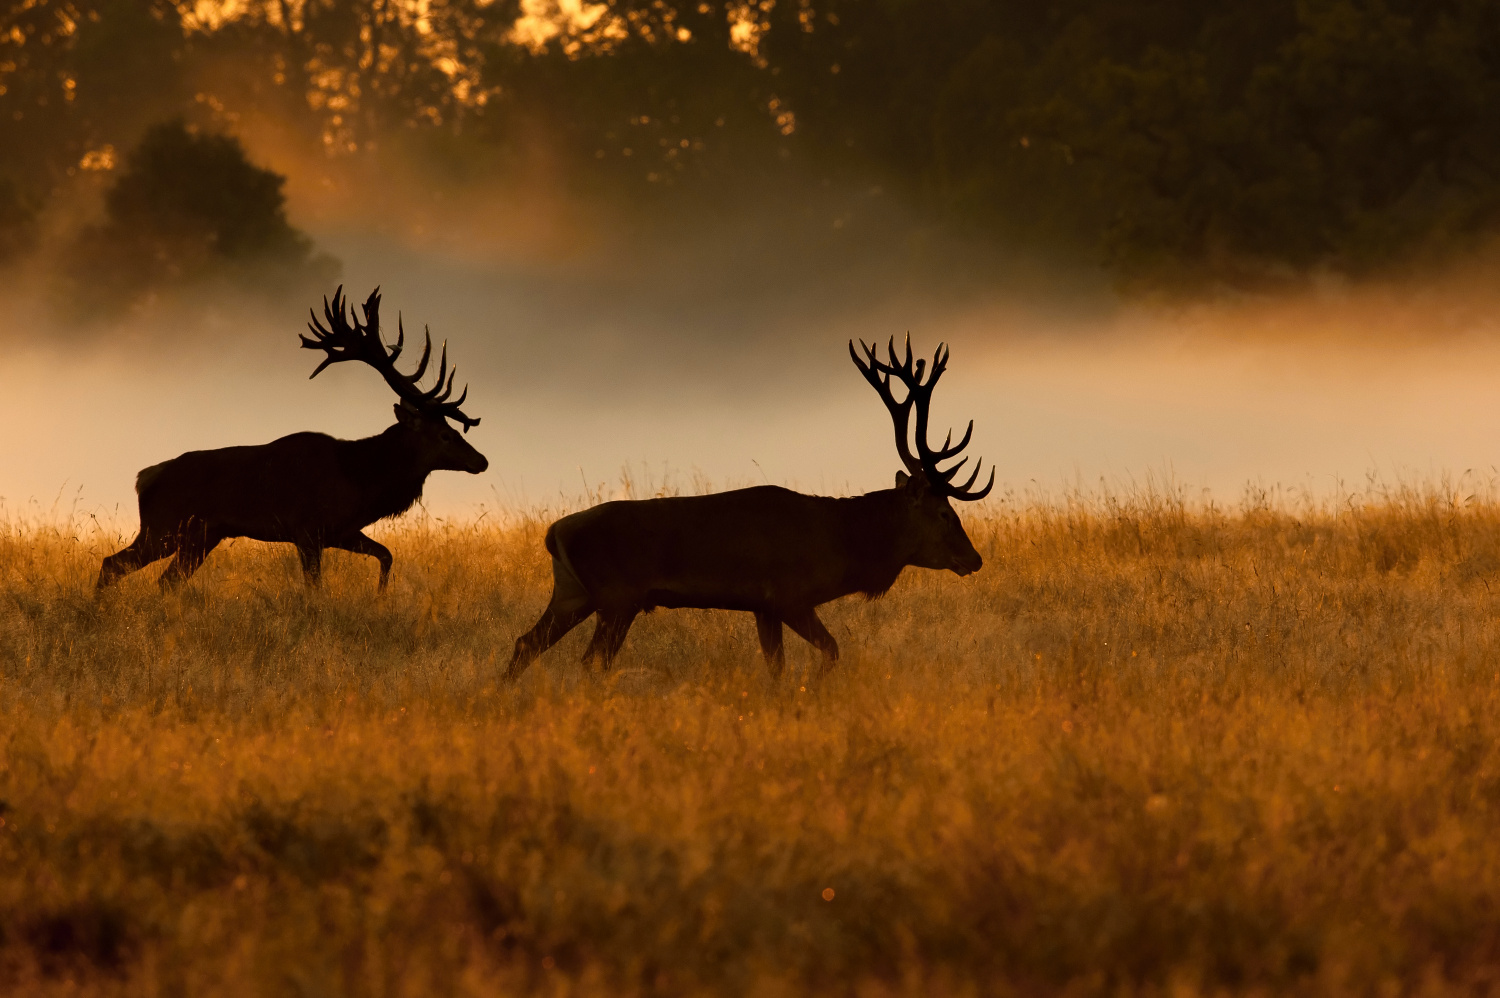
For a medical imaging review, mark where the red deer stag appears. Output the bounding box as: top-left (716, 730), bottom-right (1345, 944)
top-left (505, 336), bottom-right (993, 679)
top-left (96, 287), bottom-right (487, 593)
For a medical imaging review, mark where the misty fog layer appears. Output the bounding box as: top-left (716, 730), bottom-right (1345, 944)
top-left (9, 204), bottom-right (1500, 527)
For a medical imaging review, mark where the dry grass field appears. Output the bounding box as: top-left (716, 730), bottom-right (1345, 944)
top-left (5, 481), bottom-right (1500, 996)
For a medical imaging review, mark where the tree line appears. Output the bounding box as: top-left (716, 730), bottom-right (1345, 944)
top-left (4, 0), bottom-right (1498, 292)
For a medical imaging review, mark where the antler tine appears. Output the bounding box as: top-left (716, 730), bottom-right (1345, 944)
top-left (305, 353), bottom-right (337, 380)
top-left (952, 467), bottom-right (996, 501)
top-left (955, 464), bottom-right (989, 494)
top-left (852, 338), bottom-right (884, 385)
top-left (360, 287), bottom-right (381, 332)
top-left (852, 340), bottom-right (876, 375)
top-left (408, 327), bottom-right (434, 383)
top-left (851, 338), bottom-right (893, 390)
top-left (432, 340), bottom-right (449, 398)
top-left (308, 289), bottom-right (334, 340)
top-left (899, 334), bottom-right (913, 375)
top-left (328, 285), bottom-right (349, 332)
top-left (302, 302), bottom-right (338, 378)
top-left (454, 407), bottom-right (479, 431)
top-left (883, 335), bottom-right (913, 381)
top-left (404, 333), bottom-right (481, 429)
top-left (391, 315), bottom-right (405, 362)
top-left (908, 334), bottom-right (929, 384)
top-left (929, 342), bottom-right (950, 385)
top-left (939, 455), bottom-right (993, 499)
top-left (936, 456), bottom-right (968, 483)
top-left (430, 358), bottom-right (458, 405)
top-left (305, 288), bottom-right (341, 343)
top-left (931, 419), bottom-right (974, 461)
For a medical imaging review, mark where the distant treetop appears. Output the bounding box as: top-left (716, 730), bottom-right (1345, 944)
top-left (5, 0), bottom-right (1500, 292)
top-left (62, 120), bottom-right (338, 315)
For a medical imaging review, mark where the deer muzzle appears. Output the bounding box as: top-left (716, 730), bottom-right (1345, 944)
top-left (952, 550), bottom-right (983, 577)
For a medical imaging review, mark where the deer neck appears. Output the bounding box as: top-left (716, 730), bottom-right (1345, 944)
top-left (345, 425), bottom-right (435, 520)
top-left (839, 488), bottom-right (918, 597)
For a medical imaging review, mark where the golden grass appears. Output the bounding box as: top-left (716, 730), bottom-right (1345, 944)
top-left (5, 485), bottom-right (1500, 996)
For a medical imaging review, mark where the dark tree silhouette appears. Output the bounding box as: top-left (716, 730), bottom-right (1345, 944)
top-left (9, 1), bottom-right (1500, 293)
top-left (63, 120), bottom-right (337, 313)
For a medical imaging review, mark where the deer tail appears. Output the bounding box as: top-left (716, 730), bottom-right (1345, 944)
top-left (543, 522), bottom-right (590, 601)
top-left (134, 461), bottom-right (170, 497)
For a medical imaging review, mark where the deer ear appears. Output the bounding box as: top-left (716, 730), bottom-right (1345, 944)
top-left (393, 402), bottom-right (418, 425)
top-left (900, 469), bottom-right (934, 498)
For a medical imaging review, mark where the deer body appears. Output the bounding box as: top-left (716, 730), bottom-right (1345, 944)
top-left (136, 430), bottom-right (432, 543)
top-left (96, 288), bottom-right (486, 593)
top-left (551, 485), bottom-right (974, 610)
top-left (506, 337), bottom-right (993, 679)
top-left (506, 480), bottom-right (982, 678)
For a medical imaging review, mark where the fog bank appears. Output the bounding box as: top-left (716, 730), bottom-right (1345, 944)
top-left (9, 215), bottom-right (1500, 528)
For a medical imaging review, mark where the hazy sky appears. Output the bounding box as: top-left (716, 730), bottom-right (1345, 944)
top-left (9, 182), bottom-right (1500, 529)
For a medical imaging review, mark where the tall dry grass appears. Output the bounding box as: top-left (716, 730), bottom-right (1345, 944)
top-left (4, 482), bottom-right (1500, 995)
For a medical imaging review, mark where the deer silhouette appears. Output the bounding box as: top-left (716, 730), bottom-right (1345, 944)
top-left (96, 287), bottom-right (487, 592)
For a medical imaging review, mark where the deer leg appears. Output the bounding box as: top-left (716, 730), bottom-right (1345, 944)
top-left (602, 610), bottom-right (639, 667)
top-left (96, 532), bottom-right (176, 592)
top-left (507, 555), bottom-right (598, 680)
top-left (754, 611), bottom-right (786, 677)
top-left (158, 531), bottom-right (221, 592)
top-left (580, 617), bottom-right (608, 669)
top-left (296, 544), bottom-right (323, 586)
top-left (327, 532), bottom-right (393, 591)
top-left (507, 596), bottom-right (594, 681)
top-left (783, 607), bottom-right (839, 673)
top-left (582, 609), bottom-right (639, 671)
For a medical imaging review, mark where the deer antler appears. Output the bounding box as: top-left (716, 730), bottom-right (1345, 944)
top-left (301, 286), bottom-right (480, 431)
top-left (849, 334), bottom-right (993, 501)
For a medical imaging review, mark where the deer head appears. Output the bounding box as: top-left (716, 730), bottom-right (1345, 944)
top-left (851, 335), bottom-right (991, 575)
top-left (302, 286), bottom-right (487, 474)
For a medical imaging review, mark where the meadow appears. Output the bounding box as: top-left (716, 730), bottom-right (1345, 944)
top-left (4, 481), bottom-right (1500, 996)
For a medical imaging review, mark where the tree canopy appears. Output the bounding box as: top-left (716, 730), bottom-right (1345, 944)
top-left (62, 120), bottom-right (336, 313)
top-left (4, 0), bottom-right (1498, 291)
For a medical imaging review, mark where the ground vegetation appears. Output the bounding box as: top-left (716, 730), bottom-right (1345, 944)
top-left (3, 484), bottom-right (1500, 993)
